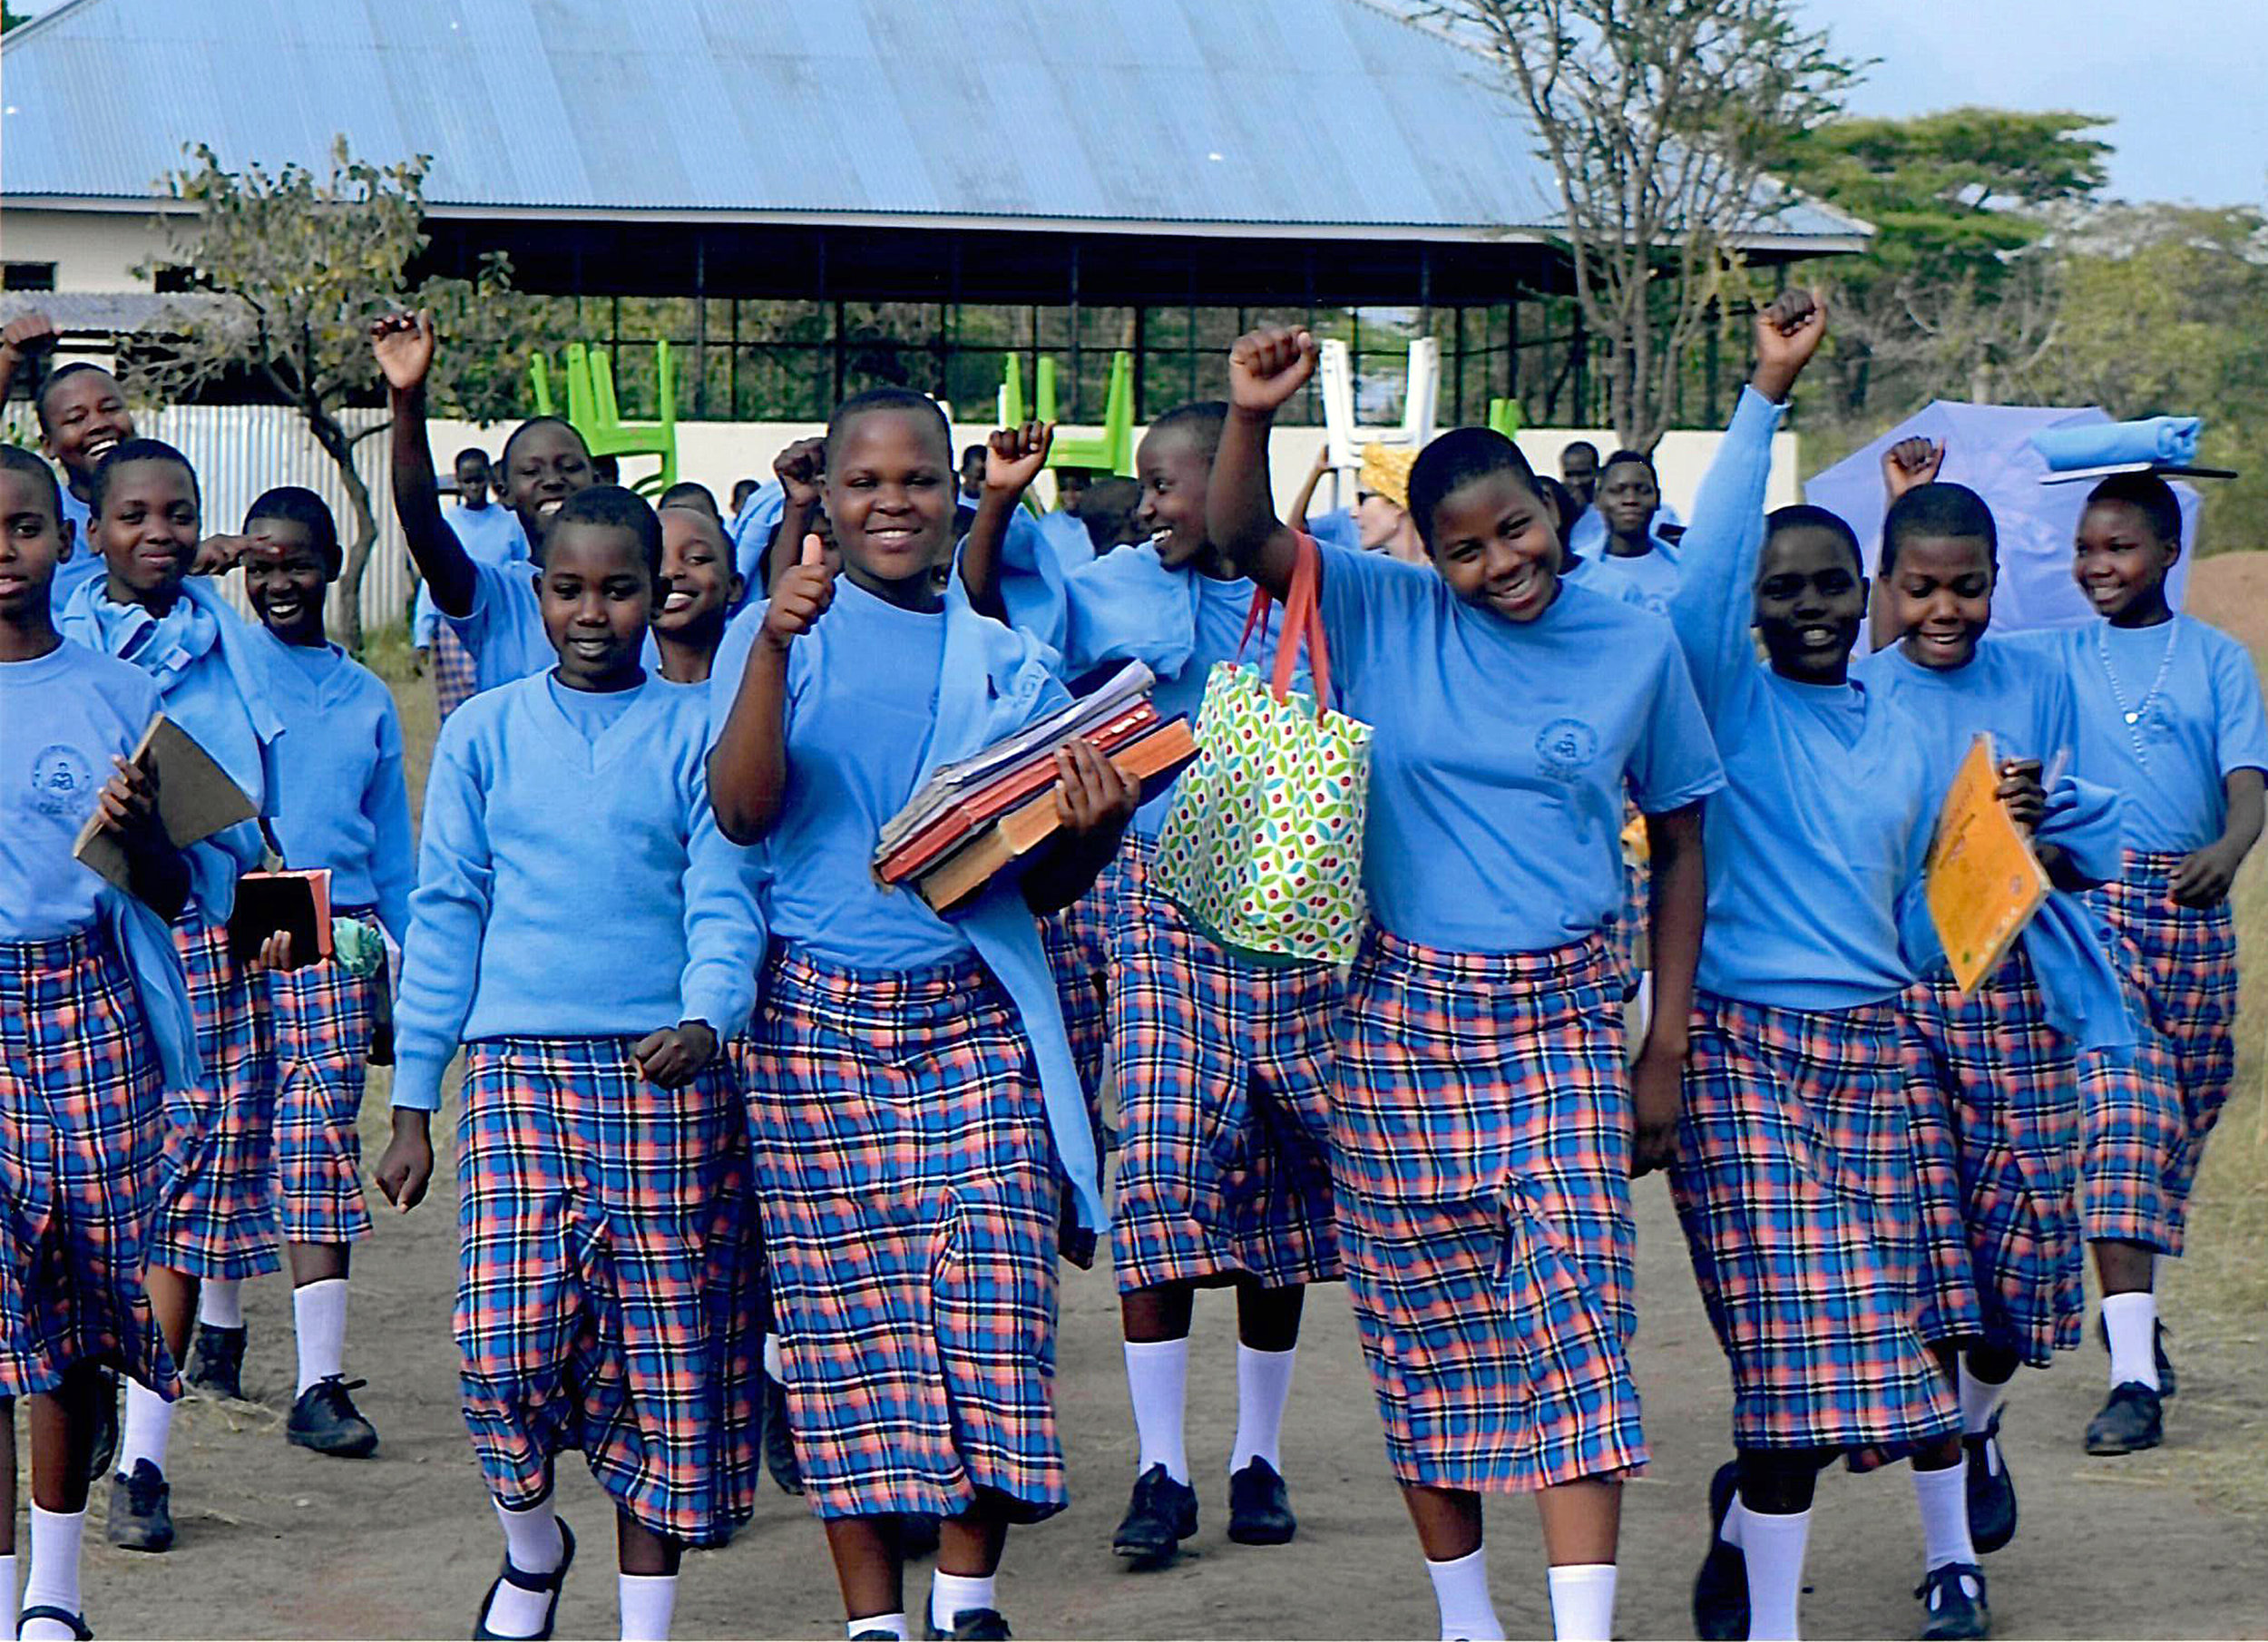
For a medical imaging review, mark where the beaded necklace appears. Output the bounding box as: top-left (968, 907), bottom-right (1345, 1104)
top-left (2095, 617), bottom-right (2179, 767)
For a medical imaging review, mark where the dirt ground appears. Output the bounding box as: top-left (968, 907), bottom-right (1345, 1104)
top-left (55, 562), bottom-right (2268, 1640)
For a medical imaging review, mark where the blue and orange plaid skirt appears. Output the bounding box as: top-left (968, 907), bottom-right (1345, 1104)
top-left (266, 914), bottom-right (382, 1248)
top-left (148, 911), bottom-right (280, 1281)
top-left (1333, 928), bottom-right (1646, 1492)
top-left (455, 1036), bottom-right (757, 1545)
top-left (1671, 992), bottom-right (1956, 1452)
top-left (1103, 835), bottom-right (1341, 1295)
top-left (2078, 850), bottom-right (2242, 1251)
top-left (741, 945), bottom-right (1068, 1523)
top-left (432, 620), bottom-right (480, 721)
top-left (0, 928), bottom-right (179, 1401)
top-left (1898, 948), bottom-right (2084, 1367)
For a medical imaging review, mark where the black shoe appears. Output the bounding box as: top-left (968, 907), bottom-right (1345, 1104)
top-left (2085, 1382), bottom-right (2164, 1454)
top-left (1964, 1416), bottom-right (2017, 1555)
top-left (84, 1369), bottom-right (119, 1483)
top-left (105, 1458), bottom-right (174, 1552)
top-left (185, 1323), bottom-right (247, 1401)
top-left (762, 1374), bottom-right (803, 1495)
top-left (473, 1517), bottom-right (575, 1641)
top-left (892, 1511), bottom-right (942, 1560)
top-left (1692, 1460), bottom-right (1748, 1642)
top-left (1227, 1457), bottom-right (1296, 1545)
top-left (1917, 1561), bottom-right (1991, 1639)
top-left (15, 1606), bottom-right (93, 1641)
top-left (287, 1375), bottom-right (379, 1458)
top-left (1112, 1463), bottom-right (1198, 1564)
top-left (928, 1609), bottom-right (1012, 1641)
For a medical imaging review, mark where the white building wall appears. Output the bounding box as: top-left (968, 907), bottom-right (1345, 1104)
top-left (0, 206), bottom-right (167, 291)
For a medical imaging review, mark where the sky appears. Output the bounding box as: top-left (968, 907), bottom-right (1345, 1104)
top-left (1802, 0), bottom-right (2267, 208)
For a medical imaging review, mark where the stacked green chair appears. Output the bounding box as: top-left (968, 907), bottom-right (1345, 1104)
top-left (524, 341), bottom-right (679, 495)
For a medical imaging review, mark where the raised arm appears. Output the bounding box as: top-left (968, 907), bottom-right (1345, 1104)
top-left (709, 534), bottom-right (834, 844)
top-left (1210, 327), bottom-right (1318, 601)
top-left (1286, 443), bottom-right (1332, 532)
top-left (1869, 435), bottom-right (1947, 649)
top-left (1667, 291), bottom-right (1826, 714)
top-left (0, 310), bottom-right (57, 411)
top-left (372, 311), bottom-right (477, 617)
top-left (765, 438), bottom-right (824, 595)
top-left (958, 421), bottom-right (1053, 621)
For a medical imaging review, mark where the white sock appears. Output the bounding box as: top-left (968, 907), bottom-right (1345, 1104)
top-left (1912, 1461), bottom-right (1975, 1571)
top-left (119, 1379), bottom-right (173, 1477)
top-left (197, 1276), bottom-right (244, 1329)
top-left (483, 1496), bottom-right (565, 1639)
top-left (929, 1569), bottom-right (997, 1634)
top-left (1546, 1563), bottom-right (1617, 1642)
top-left (293, 1277), bottom-right (349, 1395)
top-left (23, 1507), bottom-right (84, 1623)
top-left (847, 1615), bottom-right (907, 1640)
top-left (1425, 1546), bottom-right (1504, 1642)
top-left (1229, 1344), bottom-right (1296, 1473)
top-left (1122, 1337), bottom-right (1190, 1484)
top-left (2103, 1291), bottom-right (2161, 1391)
top-left (0, 1554), bottom-right (15, 1624)
top-left (763, 1333), bottom-right (785, 1382)
top-left (1956, 1361), bottom-right (2009, 1436)
top-left (619, 1572), bottom-right (677, 1642)
top-left (1738, 1503), bottom-right (1811, 1642)
top-left (1720, 1497), bottom-right (1746, 1549)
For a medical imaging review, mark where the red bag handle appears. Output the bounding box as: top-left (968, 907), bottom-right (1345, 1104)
top-left (1232, 533), bottom-right (1332, 715)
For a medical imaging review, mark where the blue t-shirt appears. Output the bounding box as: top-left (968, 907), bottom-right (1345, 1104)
top-left (2047, 616), bottom-right (2268, 853)
top-left (1315, 545), bottom-right (1723, 953)
top-left (1571, 501), bottom-right (1683, 569)
top-left (0, 640), bottom-right (163, 940)
top-left (1670, 387), bottom-right (1936, 1009)
top-left (415, 503), bottom-right (529, 644)
top-left (53, 482), bottom-right (105, 606)
top-left (446, 558), bottom-right (553, 697)
top-left (1853, 637), bottom-right (2079, 799)
top-left (1306, 507), bottom-right (1363, 552)
top-left (249, 628), bottom-right (415, 942)
top-left (712, 578), bottom-right (973, 970)
top-left (546, 672), bottom-right (645, 745)
top-left (1580, 535), bottom-right (1682, 615)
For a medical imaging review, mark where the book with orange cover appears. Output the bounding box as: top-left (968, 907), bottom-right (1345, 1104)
top-left (227, 868), bottom-right (334, 969)
top-left (914, 719), bottom-right (1199, 912)
top-left (875, 701), bottom-right (1160, 885)
top-left (1926, 734), bottom-right (2050, 996)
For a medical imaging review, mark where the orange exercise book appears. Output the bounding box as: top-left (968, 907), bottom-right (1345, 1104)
top-left (1925, 734), bottom-right (2049, 996)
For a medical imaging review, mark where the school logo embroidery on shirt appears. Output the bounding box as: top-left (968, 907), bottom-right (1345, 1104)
top-left (1534, 718), bottom-right (1598, 782)
top-left (30, 744), bottom-right (93, 818)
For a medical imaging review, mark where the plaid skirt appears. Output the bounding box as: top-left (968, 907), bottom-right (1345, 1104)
top-left (455, 1037), bottom-right (757, 1545)
top-left (2080, 850), bottom-right (2242, 1246)
top-left (1898, 948), bottom-right (2084, 1367)
top-left (147, 912), bottom-right (280, 1280)
top-left (742, 946), bottom-right (1066, 1522)
top-left (1104, 835), bottom-right (1341, 1294)
top-left (432, 620), bottom-right (479, 720)
top-left (0, 929), bottom-right (179, 1401)
top-left (1039, 884), bottom-right (1111, 1096)
top-left (1333, 928), bottom-right (1646, 1492)
top-left (266, 915), bottom-right (380, 1247)
top-left (1671, 992), bottom-right (1956, 1452)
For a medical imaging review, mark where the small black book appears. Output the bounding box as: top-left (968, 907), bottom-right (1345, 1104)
top-left (225, 869), bottom-right (331, 969)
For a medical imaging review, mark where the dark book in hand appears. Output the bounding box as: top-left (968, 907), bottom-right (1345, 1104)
top-left (226, 869), bottom-right (333, 969)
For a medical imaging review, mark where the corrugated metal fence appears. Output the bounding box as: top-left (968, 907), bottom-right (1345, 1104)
top-left (3, 404), bottom-right (415, 638)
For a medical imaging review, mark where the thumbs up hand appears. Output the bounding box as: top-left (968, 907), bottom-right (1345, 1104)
top-left (761, 532), bottom-right (836, 651)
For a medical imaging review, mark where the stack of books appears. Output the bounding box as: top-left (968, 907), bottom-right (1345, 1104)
top-left (875, 663), bottom-right (1198, 912)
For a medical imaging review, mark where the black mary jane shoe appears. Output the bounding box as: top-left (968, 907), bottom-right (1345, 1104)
top-left (472, 1518), bottom-right (576, 1642)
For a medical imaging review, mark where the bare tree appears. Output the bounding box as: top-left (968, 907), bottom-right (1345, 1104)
top-left (1421, 1), bottom-right (1857, 449)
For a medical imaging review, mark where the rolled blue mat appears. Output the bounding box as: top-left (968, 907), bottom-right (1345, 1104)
top-left (2029, 415), bottom-right (2201, 471)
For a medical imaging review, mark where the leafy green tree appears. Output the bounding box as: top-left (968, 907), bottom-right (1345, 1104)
top-left (132, 138), bottom-right (535, 647)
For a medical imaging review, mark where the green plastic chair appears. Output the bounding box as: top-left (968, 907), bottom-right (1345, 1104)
top-left (528, 353), bottom-right (556, 416)
top-left (1046, 351), bottom-right (1136, 477)
top-left (1486, 397), bottom-right (1523, 440)
top-left (527, 341), bottom-right (679, 495)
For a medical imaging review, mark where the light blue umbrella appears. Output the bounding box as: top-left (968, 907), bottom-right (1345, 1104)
top-left (1804, 400), bottom-right (2198, 635)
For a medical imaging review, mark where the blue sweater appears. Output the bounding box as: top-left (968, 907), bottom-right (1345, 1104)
top-left (249, 629), bottom-right (415, 944)
top-left (391, 671), bottom-right (766, 1109)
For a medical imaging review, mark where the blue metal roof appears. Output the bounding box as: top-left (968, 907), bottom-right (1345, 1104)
top-left (0, 0), bottom-right (1868, 245)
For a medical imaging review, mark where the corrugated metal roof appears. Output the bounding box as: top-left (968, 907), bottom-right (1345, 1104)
top-left (0, 0), bottom-right (1868, 243)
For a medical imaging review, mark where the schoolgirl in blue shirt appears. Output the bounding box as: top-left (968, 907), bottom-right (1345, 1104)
top-left (1211, 327), bottom-right (1724, 1642)
top-left (415, 446), bottom-right (532, 720)
top-left (0, 445), bottom-right (201, 1642)
top-left (14, 347), bottom-right (138, 606)
top-left (1854, 464), bottom-right (2133, 1620)
top-left (651, 504), bottom-right (746, 687)
top-left (376, 485), bottom-right (766, 1642)
top-left (708, 386), bottom-right (1135, 1642)
top-left (1657, 297), bottom-right (1966, 1642)
top-left (2048, 472), bottom-right (2266, 1456)
top-left (54, 439), bottom-right (285, 1557)
top-left (374, 311), bottom-right (598, 696)
top-left (966, 396), bottom-right (1350, 1567)
top-left (222, 487), bottom-right (414, 1461)
top-left (1573, 451), bottom-right (1683, 611)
